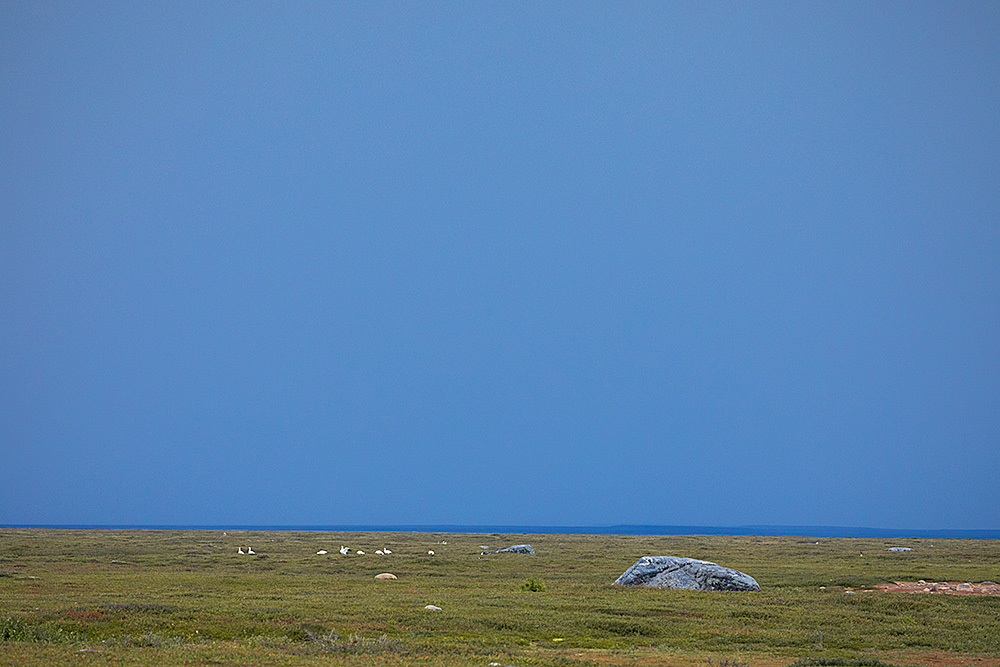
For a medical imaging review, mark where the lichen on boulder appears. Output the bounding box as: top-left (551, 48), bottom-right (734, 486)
top-left (482, 544), bottom-right (535, 555)
top-left (614, 556), bottom-right (759, 591)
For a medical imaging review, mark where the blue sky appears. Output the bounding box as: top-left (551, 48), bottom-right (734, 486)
top-left (2, 2), bottom-right (998, 529)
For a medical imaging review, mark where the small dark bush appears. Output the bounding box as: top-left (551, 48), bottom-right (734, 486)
top-left (1, 616), bottom-right (40, 642)
top-left (520, 577), bottom-right (547, 592)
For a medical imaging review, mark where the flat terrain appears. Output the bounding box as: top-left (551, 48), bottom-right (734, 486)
top-left (1, 529), bottom-right (998, 666)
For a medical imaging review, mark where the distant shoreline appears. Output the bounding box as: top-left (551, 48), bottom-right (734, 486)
top-left (2, 524), bottom-right (998, 539)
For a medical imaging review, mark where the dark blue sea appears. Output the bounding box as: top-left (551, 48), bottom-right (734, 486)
top-left (4, 524), bottom-right (999, 538)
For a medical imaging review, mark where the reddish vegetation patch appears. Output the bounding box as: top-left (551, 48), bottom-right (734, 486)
top-left (267, 617), bottom-right (300, 625)
top-left (64, 610), bottom-right (104, 621)
top-left (882, 650), bottom-right (1000, 667)
top-left (876, 580), bottom-right (1000, 596)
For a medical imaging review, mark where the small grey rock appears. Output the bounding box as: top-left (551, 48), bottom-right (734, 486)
top-left (614, 556), bottom-right (759, 591)
top-left (887, 547), bottom-right (913, 552)
top-left (482, 544), bottom-right (535, 555)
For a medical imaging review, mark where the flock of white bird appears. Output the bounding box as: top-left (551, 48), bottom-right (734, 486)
top-left (314, 546), bottom-right (440, 556)
top-left (235, 540), bottom-right (447, 557)
top-left (321, 546), bottom-right (397, 555)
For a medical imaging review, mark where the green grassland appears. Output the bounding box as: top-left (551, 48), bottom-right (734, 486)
top-left (1, 529), bottom-right (998, 666)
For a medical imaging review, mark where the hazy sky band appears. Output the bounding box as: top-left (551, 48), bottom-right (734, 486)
top-left (2, 2), bottom-right (997, 528)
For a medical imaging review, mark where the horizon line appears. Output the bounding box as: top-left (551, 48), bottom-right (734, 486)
top-left (2, 523), bottom-right (998, 538)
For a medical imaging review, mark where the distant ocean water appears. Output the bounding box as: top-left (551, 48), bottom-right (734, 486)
top-left (4, 524), bottom-right (999, 538)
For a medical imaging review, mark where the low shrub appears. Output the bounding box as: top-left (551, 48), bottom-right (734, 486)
top-left (521, 577), bottom-right (547, 592)
top-left (0, 616), bottom-right (40, 642)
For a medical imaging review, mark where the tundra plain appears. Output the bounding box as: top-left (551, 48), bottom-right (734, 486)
top-left (1, 528), bottom-right (998, 666)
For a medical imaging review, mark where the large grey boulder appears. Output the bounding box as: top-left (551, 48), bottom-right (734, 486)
top-left (483, 544), bottom-right (535, 555)
top-left (614, 556), bottom-right (759, 591)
